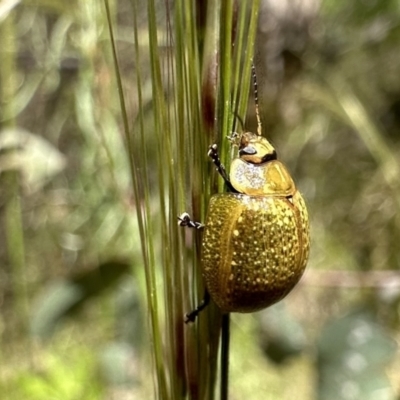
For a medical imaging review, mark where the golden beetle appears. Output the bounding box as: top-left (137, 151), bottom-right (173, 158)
top-left (179, 81), bottom-right (310, 323)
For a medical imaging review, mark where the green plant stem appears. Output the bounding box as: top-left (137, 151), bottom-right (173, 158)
top-left (5, 174), bottom-right (28, 317)
top-left (104, 1), bottom-right (168, 397)
top-left (1, 8), bottom-right (29, 324)
top-left (220, 313), bottom-right (230, 400)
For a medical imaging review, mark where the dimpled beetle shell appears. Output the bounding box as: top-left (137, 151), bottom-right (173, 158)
top-left (201, 132), bottom-right (310, 313)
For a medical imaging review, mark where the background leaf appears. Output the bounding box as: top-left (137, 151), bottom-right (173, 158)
top-left (0, 127), bottom-right (66, 192)
top-left (317, 309), bottom-right (397, 400)
top-left (31, 260), bottom-right (130, 338)
top-left (259, 302), bottom-right (307, 364)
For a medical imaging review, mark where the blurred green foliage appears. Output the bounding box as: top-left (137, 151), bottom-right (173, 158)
top-left (1, 0), bottom-right (400, 399)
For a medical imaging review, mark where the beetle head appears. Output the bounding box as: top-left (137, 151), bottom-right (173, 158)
top-left (229, 131), bottom-right (277, 164)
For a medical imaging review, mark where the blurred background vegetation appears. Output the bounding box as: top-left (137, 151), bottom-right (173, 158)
top-left (1, 0), bottom-right (400, 399)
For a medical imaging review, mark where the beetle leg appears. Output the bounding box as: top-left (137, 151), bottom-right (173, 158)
top-left (208, 144), bottom-right (236, 192)
top-left (185, 290), bottom-right (210, 323)
top-left (178, 212), bottom-right (204, 230)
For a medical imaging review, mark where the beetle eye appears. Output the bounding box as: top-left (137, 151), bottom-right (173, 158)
top-left (239, 146), bottom-right (257, 156)
top-left (261, 150), bottom-right (277, 163)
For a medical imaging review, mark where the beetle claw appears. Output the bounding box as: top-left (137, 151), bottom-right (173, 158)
top-left (184, 290), bottom-right (211, 323)
top-left (184, 312), bottom-right (197, 324)
top-left (178, 213), bottom-right (204, 230)
top-left (177, 212), bottom-right (190, 226)
top-left (227, 132), bottom-right (240, 144)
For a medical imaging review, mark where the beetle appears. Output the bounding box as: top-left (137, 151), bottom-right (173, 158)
top-left (179, 66), bottom-right (310, 323)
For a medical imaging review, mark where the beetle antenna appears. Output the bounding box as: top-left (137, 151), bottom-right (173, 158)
top-left (251, 62), bottom-right (262, 136)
